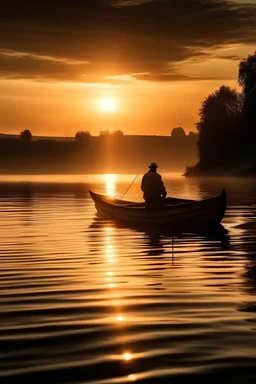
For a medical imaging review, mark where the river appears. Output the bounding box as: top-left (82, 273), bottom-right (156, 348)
top-left (0, 174), bottom-right (255, 383)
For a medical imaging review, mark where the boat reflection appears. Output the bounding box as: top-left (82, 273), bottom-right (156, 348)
top-left (145, 232), bottom-right (165, 257)
top-left (89, 215), bottom-right (230, 255)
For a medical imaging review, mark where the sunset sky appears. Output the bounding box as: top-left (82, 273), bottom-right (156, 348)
top-left (1, 0), bottom-right (256, 136)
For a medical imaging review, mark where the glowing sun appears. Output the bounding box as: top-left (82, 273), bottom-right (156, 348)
top-left (99, 97), bottom-right (117, 113)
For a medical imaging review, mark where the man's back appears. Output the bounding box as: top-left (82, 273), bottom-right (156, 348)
top-left (141, 170), bottom-right (166, 202)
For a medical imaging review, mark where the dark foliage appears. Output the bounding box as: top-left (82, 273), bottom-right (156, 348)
top-left (186, 51), bottom-right (256, 176)
top-left (171, 127), bottom-right (186, 138)
top-left (196, 86), bottom-right (243, 170)
top-left (111, 130), bottom-right (124, 137)
top-left (99, 130), bottom-right (110, 136)
top-left (238, 52), bottom-right (256, 143)
top-left (20, 130), bottom-right (32, 142)
top-left (75, 131), bottom-right (91, 144)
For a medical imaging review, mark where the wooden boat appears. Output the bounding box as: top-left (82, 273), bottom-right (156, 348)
top-left (89, 189), bottom-right (227, 228)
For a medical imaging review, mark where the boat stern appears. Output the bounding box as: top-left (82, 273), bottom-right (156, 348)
top-left (218, 189), bottom-right (227, 223)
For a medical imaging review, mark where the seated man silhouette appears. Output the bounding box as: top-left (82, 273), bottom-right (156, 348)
top-left (141, 162), bottom-right (167, 208)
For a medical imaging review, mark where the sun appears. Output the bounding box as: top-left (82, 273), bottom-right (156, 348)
top-left (99, 97), bottom-right (117, 113)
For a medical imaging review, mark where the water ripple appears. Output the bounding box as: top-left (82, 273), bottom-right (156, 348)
top-left (0, 176), bottom-right (255, 383)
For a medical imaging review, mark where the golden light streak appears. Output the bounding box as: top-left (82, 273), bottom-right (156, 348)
top-left (104, 174), bottom-right (117, 197)
top-left (123, 352), bottom-right (132, 361)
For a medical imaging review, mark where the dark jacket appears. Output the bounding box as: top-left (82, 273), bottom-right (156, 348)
top-left (141, 170), bottom-right (166, 202)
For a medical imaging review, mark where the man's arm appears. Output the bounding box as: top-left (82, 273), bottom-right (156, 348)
top-left (159, 176), bottom-right (167, 197)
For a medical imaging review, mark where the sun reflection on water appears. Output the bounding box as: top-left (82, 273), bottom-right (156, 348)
top-left (102, 223), bottom-right (131, 361)
top-left (105, 244), bottom-right (113, 254)
top-left (104, 174), bottom-right (117, 196)
top-left (107, 283), bottom-right (117, 288)
top-left (123, 352), bottom-right (133, 361)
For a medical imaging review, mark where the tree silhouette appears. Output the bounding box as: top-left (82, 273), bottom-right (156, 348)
top-left (99, 130), bottom-right (110, 136)
top-left (75, 131), bottom-right (91, 144)
top-left (185, 51), bottom-right (256, 176)
top-left (20, 130), bottom-right (32, 142)
top-left (238, 52), bottom-right (256, 142)
top-left (171, 127), bottom-right (186, 138)
top-left (188, 131), bottom-right (197, 138)
top-left (196, 86), bottom-right (243, 169)
top-left (238, 51), bottom-right (256, 95)
top-left (111, 130), bottom-right (123, 137)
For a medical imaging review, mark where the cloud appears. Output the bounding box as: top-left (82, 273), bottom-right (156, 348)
top-left (0, 50), bottom-right (91, 82)
top-left (0, 0), bottom-right (255, 83)
top-left (214, 54), bottom-right (243, 61)
top-left (0, 49), bottom-right (88, 65)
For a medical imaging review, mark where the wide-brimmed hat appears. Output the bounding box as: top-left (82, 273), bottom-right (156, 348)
top-left (148, 162), bottom-right (158, 168)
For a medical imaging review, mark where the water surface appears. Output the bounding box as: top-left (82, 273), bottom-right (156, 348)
top-left (0, 174), bottom-right (255, 384)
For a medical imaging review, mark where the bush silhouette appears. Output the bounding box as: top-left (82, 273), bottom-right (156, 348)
top-left (20, 130), bottom-right (32, 142)
top-left (171, 127), bottom-right (186, 138)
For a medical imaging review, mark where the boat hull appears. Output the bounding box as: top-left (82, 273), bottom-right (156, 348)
top-left (89, 190), bottom-right (227, 227)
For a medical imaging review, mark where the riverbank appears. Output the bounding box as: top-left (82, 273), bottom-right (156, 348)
top-left (184, 147), bottom-right (256, 178)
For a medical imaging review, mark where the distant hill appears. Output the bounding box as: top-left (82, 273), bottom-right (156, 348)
top-left (0, 134), bottom-right (197, 174)
top-left (0, 133), bottom-right (73, 142)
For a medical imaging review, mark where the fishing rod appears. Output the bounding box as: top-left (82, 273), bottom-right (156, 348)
top-left (120, 174), bottom-right (139, 200)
